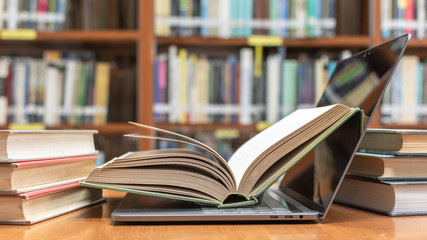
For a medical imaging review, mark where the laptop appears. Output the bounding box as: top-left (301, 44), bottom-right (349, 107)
top-left (111, 34), bottom-right (410, 223)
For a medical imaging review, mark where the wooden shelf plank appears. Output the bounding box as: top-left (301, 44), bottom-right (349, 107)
top-left (156, 36), bottom-right (372, 48)
top-left (379, 38), bottom-right (427, 48)
top-left (407, 39), bottom-right (427, 48)
top-left (35, 30), bottom-right (140, 41)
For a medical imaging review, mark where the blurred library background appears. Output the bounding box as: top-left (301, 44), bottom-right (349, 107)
top-left (0, 0), bottom-right (424, 162)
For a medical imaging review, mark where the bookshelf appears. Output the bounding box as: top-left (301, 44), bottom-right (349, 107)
top-left (2, 0), bottom-right (427, 157)
top-left (156, 36), bottom-right (372, 48)
top-left (0, 0), bottom-right (153, 158)
top-left (152, 0), bottom-right (427, 141)
top-left (36, 31), bottom-right (140, 41)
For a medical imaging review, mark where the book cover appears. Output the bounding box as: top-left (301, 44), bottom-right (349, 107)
top-left (347, 152), bottom-right (427, 180)
top-left (336, 176), bottom-right (427, 216)
top-left (358, 128), bottom-right (427, 155)
top-left (0, 184), bottom-right (104, 225)
top-left (0, 129), bottom-right (98, 162)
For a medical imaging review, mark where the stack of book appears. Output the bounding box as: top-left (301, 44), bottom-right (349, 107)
top-left (335, 129), bottom-right (427, 216)
top-left (0, 129), bottom-right (104, 225)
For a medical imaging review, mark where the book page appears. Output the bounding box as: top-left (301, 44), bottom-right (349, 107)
top-left (228, 105), bottom-right (337, 188)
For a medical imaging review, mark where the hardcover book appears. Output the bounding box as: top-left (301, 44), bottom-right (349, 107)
top-left (81, 104), bottom-right (362, 207)
top-left (358, 129), bottom-right (427, 155)
top-left (335, 176), bottom-right (427, 216)
top-left (0, 130), bottom-right (98, 162)
top-left (0, 154), bottom-right (99, 194)
top-left (0, 181), bottom-right (104, 225)
top-left (347, 152), bottom-right (427, 180)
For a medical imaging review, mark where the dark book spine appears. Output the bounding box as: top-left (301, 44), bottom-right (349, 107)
top-left (84, 61), bottom-right (95, 124)
top-left (253, 0), bottom-right (269, 35)
top-left (171, 0), bottom-right (180, 36)
top-left (192, 0), bottom-right (201, 36)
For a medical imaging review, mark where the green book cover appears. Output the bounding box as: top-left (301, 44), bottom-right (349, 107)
top-left (281, 59), bottom-right (298, 117)
top-left (74, 63), bottom-right (89, 124)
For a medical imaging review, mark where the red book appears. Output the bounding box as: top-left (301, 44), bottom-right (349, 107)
top-left (404, 0), bottom-right (415, 35)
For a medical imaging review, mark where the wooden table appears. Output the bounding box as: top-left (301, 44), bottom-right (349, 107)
top-left (1, 190), bottom-right (427, 240)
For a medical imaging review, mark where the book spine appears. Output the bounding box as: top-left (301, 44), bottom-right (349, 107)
top-left (0, 57), bottom-right (9, 125)
top-left (192, 0), bottom-right (201, 36)
top-left (404, 0), bottom-right (415, 36)
top-left (178, 48), bottom-right (188, 123)
top-left (381, 0), bottom-right (392, 39)
top-left (266, 54), bottom-right (280, 123)
top-left (417, 0), bottom-right (426, 39)
top-left (171, 0), bottom-right (181, 36)
top-left (218, 0), bottom-right (229, 38)
top-left (239, 48), bottom-right (253, 125)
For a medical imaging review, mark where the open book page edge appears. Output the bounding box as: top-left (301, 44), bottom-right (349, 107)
top-left (127, 122), bottom-right (235, 182)
top-left (228, 104), bottom-right (342, 187)
top-left (128, 122), bottom-right (226, 162)
top-left (79, 181), bottom-right (220, 207)
top-left (96, 152), bottom-right (134, 169)
top-left (124, 135), bottom-right (219, 157)
top-left (250, 108), bottom-right (362, 199)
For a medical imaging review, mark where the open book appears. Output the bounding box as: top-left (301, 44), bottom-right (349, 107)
top-left (81, 104), bottom-right (362, 207)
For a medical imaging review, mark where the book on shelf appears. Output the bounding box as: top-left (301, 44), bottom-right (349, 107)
top-left (381, 0), bottom-right (426, 39)
top-left (0, 129), bottom-right (98, 161)
top-left (154, 0), bottom-right (336, 38)
top-left (358, 129), bottom-right (427, 155)
top-left (347, 152), bottom-right (427, 180)
top-left (0, 53), bottom-right (113, 126)
top-left (0, 0), bottom-right (67, 31)
top-left (0, 57), bottom-right (8, 125)
top-left (0, 0), bottom-right (136, 31)
top-left (335, 176), bottom-right (427, 216)
top-left (154, 46), bottom-right (340, 125)
top-left (0, 180), bottom-right (104, 225)
top-left (0, 154), bottom-right (99, 194)
top-left (81, 104), bottom-right (362, 208)
top-left (380, 55), bottom-right (427, 125)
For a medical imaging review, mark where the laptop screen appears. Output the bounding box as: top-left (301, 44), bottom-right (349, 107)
top-left (279, 34), bottom-right (410, 217)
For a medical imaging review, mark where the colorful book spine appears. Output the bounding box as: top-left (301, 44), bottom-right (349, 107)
top-left (154, 0), bottom-right (337, 38)
top-left (179, 48), bottom-right (188, 123)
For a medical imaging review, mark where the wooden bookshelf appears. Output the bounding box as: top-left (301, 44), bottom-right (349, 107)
top-left (2, 0), bottom-right (427, 154)
top-left (157, 36), bottom-right (373, 48)
top-left (0, 1), bottom-right (153, 151)
top-left (36, 31), bottom-right (140, 42)
top-left (138, 0), bottom-right (155, 150)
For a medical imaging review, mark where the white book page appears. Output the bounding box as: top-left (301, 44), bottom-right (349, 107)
top-left (228, 104), bottom-right (336, 188)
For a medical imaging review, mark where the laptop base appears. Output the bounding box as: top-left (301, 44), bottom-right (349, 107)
top-left (112, 188), bottom-right (320, 223)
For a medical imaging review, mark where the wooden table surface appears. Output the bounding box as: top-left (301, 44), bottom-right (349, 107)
top-left (1, 190), bottom-right (427, 240)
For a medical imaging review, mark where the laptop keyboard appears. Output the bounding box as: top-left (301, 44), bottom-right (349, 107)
top-left (200, 190), bottom-right (303, 215)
